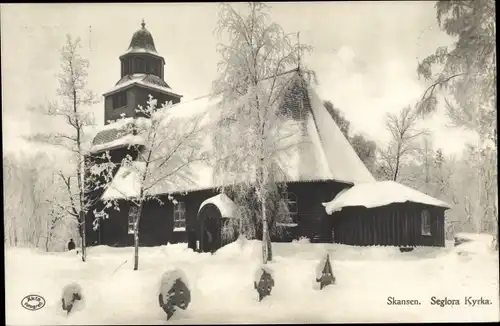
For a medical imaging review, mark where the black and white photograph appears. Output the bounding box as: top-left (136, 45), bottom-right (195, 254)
top-left (2, 1), bottom-right (498, 324)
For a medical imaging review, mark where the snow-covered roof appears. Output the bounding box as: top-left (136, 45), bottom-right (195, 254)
top-left (97, 71), bottom-right (377, 199)
top-left (102, 161), bottom-right (146, 200)
top-left (323, 180), bottom-right (451, 214)
top-left (90, 134), bottom-right (145, 154)
top-left (90, 117), bottom-right (149, 154)
top-left (199, 194), bottom-right (238, 218)
top-left (103, 74), bottom-right (181, 98)
top-left (123, 47), bottom-right (160, 56)
top-left (306, 83), bottom-right (375, 184)
top-left (101, 96), bottom-right (220, 199)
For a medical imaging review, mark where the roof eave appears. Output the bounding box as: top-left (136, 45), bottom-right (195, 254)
top-left (102, 82), bottom-right (183, 98)
top-left (327, 200), bottom-right (451, 215)
top-left (89, 143), bottom-right (145, 155)
top-left (119, 51), bottom-right (166, 64)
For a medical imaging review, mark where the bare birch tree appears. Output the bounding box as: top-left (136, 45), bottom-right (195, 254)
top-left (27, 35), bottom-right (99, 261)
top-left (377, 106), bottom-right (428, 182)
top-left (93, 96), bottom-right (209, 270)
top-left (3, 151), bottom-right (75, 251)
top-left (212, 2), bottom-right (315, 264)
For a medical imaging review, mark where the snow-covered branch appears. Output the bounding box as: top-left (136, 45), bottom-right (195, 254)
top-left (212, 2), bottom-right (315, 263)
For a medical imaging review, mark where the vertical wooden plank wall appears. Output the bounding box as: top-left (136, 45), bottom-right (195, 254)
top-left (331, 204), bottom-right (446, 247)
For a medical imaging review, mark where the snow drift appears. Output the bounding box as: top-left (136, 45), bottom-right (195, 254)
top-left (5, 240), bottom-right (499, 324)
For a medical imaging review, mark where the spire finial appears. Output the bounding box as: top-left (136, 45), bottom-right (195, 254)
top-left (141, 19), bottom-right (145, 29)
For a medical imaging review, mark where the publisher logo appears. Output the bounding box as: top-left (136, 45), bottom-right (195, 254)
top-left (21, 294), bottom-right (46, 311)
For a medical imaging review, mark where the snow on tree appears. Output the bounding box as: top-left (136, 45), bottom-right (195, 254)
top-left (349, 134), bottom-right (378, 177)
top-left (211, 2), bottom-right (315, 264)
top-left (93, 96), bottom-right (209, 270)
top-left (377, 106), bottom-right (428, 182)
top-left (3, 150), bottom-right (77, 251)
top-left (323, 101), bottom-right (350, 139)
top-left (27, 35), bottom-right (100, 261)
top-left (323, 100), bottom-right (378, 177)
top-left (416, 0), bottom-right (497, 244)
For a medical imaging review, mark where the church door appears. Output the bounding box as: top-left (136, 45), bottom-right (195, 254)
top-left (198, 204), bottom-right (222, 253)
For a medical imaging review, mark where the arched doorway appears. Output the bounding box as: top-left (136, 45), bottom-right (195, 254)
top-left (197, 204), bottom-right (222, 253)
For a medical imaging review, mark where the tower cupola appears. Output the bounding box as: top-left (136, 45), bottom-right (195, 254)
top-left (119, 20), bottom-right (165, 79)
top-left (127, 19), bottom-right (160, 56)
top-left (102, 19), bottom-right (183, 125)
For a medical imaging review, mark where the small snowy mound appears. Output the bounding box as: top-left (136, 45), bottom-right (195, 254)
top-left (159, 269), bottom-right (190, 295)
top-left (158, 269), bottom-right (191, 320)
top-left (61, 282), bottom-right (83, 315)
top-left (215, 237), bottom-right (262, 260)
top-left (453, 233), bottom-right (496, 256)
top-left (254, 265), bottom-right (275, 302)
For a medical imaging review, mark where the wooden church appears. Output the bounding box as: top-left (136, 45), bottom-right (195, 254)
top-left (84, 21), bottom-right (450, 252)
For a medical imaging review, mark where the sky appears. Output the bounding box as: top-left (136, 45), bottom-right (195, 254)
top-left (1, 2), bottom-right (478, 158)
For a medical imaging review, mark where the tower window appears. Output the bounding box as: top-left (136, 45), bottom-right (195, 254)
top-left (121, 60), bottom-right (126, 76)
top-left (134, 57), bottom-right (146, 73)
top-left (128, 59), bottom-right (133, 75)
top-left (150, 63), bottom-right (158, 76)
top-left (113, 92), bottom-right (127, 109)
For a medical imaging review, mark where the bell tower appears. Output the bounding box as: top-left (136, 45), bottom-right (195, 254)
top-left (102, 20), bottom-right (183, 125)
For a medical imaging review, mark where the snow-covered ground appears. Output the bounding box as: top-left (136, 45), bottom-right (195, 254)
top-left (6, 238), bottom-right (499, 324)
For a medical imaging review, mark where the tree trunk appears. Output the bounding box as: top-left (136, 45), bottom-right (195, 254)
top-left (393, 155), bottom-right (400, 181)
top-left (133, 204), bottom-right (143, 271)
top-left (45, 231), bottom-right (50, 252)
top-left (266, 222), bottom-right (272, 261)
top-left (134, 229), bottom-right (139, 270)
top-left (260, 166), bottom-right (272, 264)
top-left (262, 196), bottom-right (269, 264)
top-left (14, 225), bottom-right (18, 246)
top-left (80, 211), bottom-right (86, 262)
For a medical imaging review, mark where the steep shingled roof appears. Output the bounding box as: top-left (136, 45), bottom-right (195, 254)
top-left (98, 70), bottom-right (376, 200)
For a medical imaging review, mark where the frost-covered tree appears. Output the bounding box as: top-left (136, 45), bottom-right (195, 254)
top-left (349, 134), bottom-right (378, 177)
top-left (323, 100), bottom-right (378, 177)
top-left (28, 35), bottom-right (99, 261)
top-left (417, 1), bottom-right (496, 141)
top-left (417, 0), bottom-right (497, 242)
top-left (377, 106), bottom-right (428, 182)
top-left (94, 96), bottom-right (208, 270)
top-left (212, 2), bottom-right (315, 264)
top-left (416, 137), bottom-right (434, 194)
top-left (323, 101), bottom-right (350, 139)
top-left (3, 151), bottom-right (77, 251)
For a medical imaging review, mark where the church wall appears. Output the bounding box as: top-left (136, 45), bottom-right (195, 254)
top-left (331, 203), bottom-right (446, 247)
top-left (134, 88), bottom-right (181, 112)
top-left (86, 180), bottom-right (349, 248)
top-left (86, 188), bottom-right (218, 247)
top-left (104, 89), bottom-right (136, 124)
top-left (286, 180), bottom-right (348, 242)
